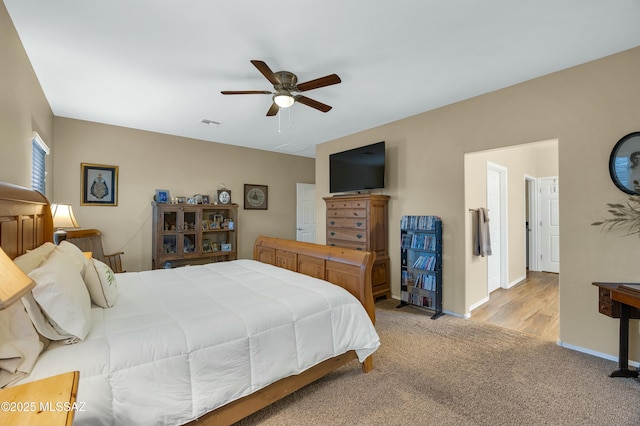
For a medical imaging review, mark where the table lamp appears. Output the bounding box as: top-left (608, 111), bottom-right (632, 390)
top-left (0, 246), bottom-right (35, 310)
top-left (51, 203), bottom-right (80, 245)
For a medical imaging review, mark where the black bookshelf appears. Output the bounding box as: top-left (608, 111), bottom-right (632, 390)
top-left (397, 215), bottom-right (444, 319)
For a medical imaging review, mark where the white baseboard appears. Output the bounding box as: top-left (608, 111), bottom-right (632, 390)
top-left (506, 273), bottom-right (526, 289)
top-left (469, 296), bottom-right (490, 312)
top-left (557, 340), bottom-right (639, 368)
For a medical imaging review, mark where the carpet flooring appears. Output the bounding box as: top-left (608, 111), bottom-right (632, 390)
top-left (235, 299), bottom-right (640, 425)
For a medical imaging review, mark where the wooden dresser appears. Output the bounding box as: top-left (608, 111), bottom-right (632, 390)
top-left (324, 194), bottom-right (390, 299)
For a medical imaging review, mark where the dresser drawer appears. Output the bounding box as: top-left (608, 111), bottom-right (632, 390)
top-left (327, 217), bottom-right (367, 229)
top-left (327, 239), bottom-right (367, 251)
top-left (327, 208), bottom-right (367, 219)
top-left (327, 228), bottom-right (368, 243)
top-left (326, 200), bottom-right (369, 209)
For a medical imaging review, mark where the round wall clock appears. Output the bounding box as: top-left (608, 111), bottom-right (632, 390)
top-left (609, 131), bottom-right (640, 195)
top-left (217, 189), bottom-right (231, 204)
top-left (244, 184), bottom-right (268, 210)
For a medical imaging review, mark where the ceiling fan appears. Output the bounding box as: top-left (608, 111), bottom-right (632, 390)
top-left (221, 60), bottom-right (341, 116)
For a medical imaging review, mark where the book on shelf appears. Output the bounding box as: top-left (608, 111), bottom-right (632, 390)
top-left (415, 273), bottom-right (436, 291)
top-left (401, 215), bottom-right (442, 231)
top-left (409, 234), bottom-right (437, 251)
top-left (401, 234), bottom-right (412, 248)
top-left (412, 254), bottom-right (437, 271)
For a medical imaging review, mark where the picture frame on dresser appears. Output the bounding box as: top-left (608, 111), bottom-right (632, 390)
top-left (81, 163), bottom-right (118, 206)
top-left (155, 189), bottom-right (170, 204)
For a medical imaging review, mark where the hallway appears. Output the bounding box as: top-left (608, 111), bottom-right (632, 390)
top-left (470, 271), bottom-right (559, 341)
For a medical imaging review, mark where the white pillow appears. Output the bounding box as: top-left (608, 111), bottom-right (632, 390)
top-left (83, 258), bottom-right (118, 308)
top-left (0, 302), bottom-right (44, 387)
top-left (27, 250), bottom-right (92, 342)
top-left (55, 240), bottom-right (89, 275)
top-left (13, 242), bottom-right (56, 274)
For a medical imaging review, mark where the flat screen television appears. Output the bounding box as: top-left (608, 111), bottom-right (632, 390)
top-left (329, 141), bottom-right (385, 193)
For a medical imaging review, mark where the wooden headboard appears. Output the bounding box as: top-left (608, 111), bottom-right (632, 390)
top-left (0, 182), bottom-right (53, 259)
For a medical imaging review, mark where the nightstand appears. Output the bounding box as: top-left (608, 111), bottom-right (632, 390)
top-left (0, 371), bottom-right (79, 426)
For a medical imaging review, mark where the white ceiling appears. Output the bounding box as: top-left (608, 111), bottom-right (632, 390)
top-left (6, 1), bottom-right (640, 158)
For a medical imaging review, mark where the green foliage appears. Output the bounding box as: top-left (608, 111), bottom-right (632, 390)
top-left (591, 196), bottom-right (640, 236)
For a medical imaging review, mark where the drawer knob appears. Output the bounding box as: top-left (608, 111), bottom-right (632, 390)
top-left (330, 221), bottom-right (335, 225)
top-left (356, 222), bottom-right (363, 227)
top-left (357, 234), bottom-right (363, 239)
top-left (330, 232), bottom-right (336, 236)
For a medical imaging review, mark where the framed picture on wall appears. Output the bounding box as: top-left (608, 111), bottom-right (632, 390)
top-left (244, 184), bottom-right (268, 210)
top-left (81, 163), bottom-right (118, 206)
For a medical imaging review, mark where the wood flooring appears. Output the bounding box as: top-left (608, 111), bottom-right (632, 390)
top-left (470, 271), bottom-right (559, 341)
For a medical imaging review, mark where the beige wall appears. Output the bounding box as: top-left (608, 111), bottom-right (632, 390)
top-left (53, 117), bottom-right (315, 271)
top-left (2, 0), bottom-right (315, 273)
top-left (0, 1), bottom-right (53, 193)
top-left (317, 46), bottom-right (640, 362)
top-left (464, 140), bottom-right (558, 307)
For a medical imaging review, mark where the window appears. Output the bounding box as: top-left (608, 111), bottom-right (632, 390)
top-left (32, 132), bottom-right (50, 195)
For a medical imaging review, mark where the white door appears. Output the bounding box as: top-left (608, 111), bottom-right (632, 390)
top-left (487, 163), bottom-right (507, 293)
top-left (296, 183), bottom-right (316, 242)
top-left (539, 177), bottom-right (560, 273)
top-left (525, 176), bottom-right (539, 272)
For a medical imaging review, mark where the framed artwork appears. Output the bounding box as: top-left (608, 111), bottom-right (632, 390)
top-left (609, 131), bottom-right (640, 195)
top-left (244, 184), bottom-right (268, 210)
top-left (81, 163), bottom-right (118, 206)
top-left (155, 189), bottom-right (170, 204)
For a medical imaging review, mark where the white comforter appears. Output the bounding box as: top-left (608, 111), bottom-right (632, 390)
top-left (17, 260), bottom-right (380, 425)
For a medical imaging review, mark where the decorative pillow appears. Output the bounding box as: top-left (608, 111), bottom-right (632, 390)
top-left (83, 258), bottom-right (118, 308)
top-left (13, 242), bottom-right (56, 274)
top-left (55, 240), bottom-right (90, 275)
top-left (26, 250), bottom-right (92, 342)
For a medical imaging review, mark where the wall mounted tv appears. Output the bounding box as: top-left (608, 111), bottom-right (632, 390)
top-left (329, 141), bottom-right (385, 194)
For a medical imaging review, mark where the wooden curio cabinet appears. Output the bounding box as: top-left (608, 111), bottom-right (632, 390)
top-left (152, 202), bottom-right (238, 269)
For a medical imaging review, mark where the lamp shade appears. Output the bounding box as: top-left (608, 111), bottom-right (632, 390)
top-left (0, 247), bottom-right (35, 310)
top-left (51, 204), bottom-right (80, 229)
top-left (273, 93), bottom-right (295, 108)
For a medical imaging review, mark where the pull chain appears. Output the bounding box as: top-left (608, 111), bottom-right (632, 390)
top-left (278, 109), bottom-right (282, 133)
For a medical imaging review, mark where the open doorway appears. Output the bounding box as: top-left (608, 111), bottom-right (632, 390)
top-left (466, 140), bottom-right (559, 341)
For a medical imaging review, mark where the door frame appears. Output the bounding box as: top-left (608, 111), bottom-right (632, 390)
top-left (525, 175), bottom-right (540, 272)
top-left (486, 162), bottom-right (508, 291)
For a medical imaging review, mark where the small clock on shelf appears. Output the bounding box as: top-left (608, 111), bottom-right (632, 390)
top-left (244, 184), bottom-right (268, 210)
top-left (217, 188), bottom-right (231, 205)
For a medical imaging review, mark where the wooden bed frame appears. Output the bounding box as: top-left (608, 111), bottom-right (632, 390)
top-left (0, 181), bottom-right (377, 426)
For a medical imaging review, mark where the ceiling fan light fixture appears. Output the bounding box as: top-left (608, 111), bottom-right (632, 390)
top-left (274, 93), bottom-right (295, 108)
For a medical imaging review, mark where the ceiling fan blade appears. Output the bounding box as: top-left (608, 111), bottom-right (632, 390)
top-left (251, 60), bottom-right (280, 86)
top-left (296, 74), bottom-right (341, 92)
top-left (295, 95), bottom-right (332, 113)
top-left (221, 90), bottom-right (272, 95)
top-left (266, 102), bottom-right (279, 116)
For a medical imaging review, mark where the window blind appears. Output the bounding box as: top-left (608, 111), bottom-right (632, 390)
top-left (32, 132), bottom-right (49, 195)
